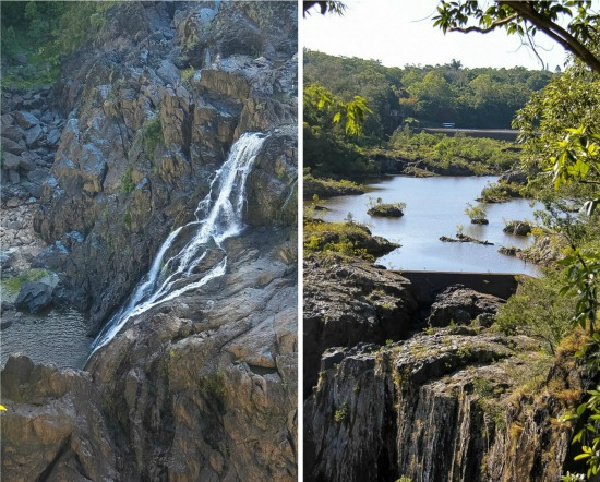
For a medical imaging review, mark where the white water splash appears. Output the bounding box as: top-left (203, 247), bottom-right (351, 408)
top-left (91, 132), bottom-right (267, 352)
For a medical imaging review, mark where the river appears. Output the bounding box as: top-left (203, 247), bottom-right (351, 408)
top-left (322, 176), bottom-right (542, 275)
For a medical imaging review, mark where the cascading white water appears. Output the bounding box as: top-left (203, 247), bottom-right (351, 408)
top-left (91, 132), bottom-right (267, 352)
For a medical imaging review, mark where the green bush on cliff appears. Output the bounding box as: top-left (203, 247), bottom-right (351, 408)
top-left (143, 118), bottom-right (163, 160)
top-left (120, 166), bottom-right (134, 194)
top-left (494, 271), bottom-right (575, 354)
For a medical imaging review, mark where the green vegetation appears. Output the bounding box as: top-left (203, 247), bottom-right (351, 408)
top-left (367, 198), bottom-right (406, 217)
top-left (304, 51), bottom-right (539, 184)
top-left (303, 220), bottom-right (375, 262)
top-left (478, 181), bottom-right (528, 203)
top-left (303, 169), bottom-right (365, 199)
top-left (1, 2), bottom-right (116, 87)
top-left (120, 166), bottom-right (134, 195)
top-left (143, 117), bottom-right (163, 160)
top-left (495, 271), bottom-right (576, 354)
top-left (431, 4), bottom-right (599, 478)
top-left (389, 129), bottom-right (520, 176)
top-left (464, 203), bottom-right (488, 224)
top-left (334, 404), bottom-right (348, 423)
top-left (305, 49), bottom-right (554, 136)
top-left (0, 268), bottom-right (52, 296)
top-left (304, 84), bottom-right (373, 179)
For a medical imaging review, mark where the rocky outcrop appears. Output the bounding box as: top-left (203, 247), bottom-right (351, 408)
top-left (305, 328), bottom-right (579, 482)
top-left (2, 227), bottom-right (297, 481)
top-left (503, 220), bottom-right (532, 236)
top-left (304, 222), bottom-right (400, 258)
top-left (427, 285), bottom-right (505, 327)
top-left (31, 1), bottom-right (298, 332)
top-left (14, 280), bottom-right (54, 313)
top-left (303, 254), bottom-right (418, 395)
top-left (440, 233), bottom-right (493, 245)
top-left (1, 86), bottom-right (63, 202)
top-left (367, 203), bottom-right (405, 217)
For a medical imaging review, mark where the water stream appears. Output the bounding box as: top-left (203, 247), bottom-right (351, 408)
top-left (91, 132), bottom-right (266, 353)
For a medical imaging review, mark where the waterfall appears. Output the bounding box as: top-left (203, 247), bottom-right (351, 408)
top-left (91, 132), bottom-right (267, 353)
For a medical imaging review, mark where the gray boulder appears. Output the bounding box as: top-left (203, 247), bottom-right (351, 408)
top-left (428, 285), bottom-right (504, 327)
top-left (15, 281), bottom-right (54, 313)
top-left (14, 111), bottom-right (39, 129)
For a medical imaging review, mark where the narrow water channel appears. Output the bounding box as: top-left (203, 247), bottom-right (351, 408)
top-left (322, 176), bottom-right (542, 275)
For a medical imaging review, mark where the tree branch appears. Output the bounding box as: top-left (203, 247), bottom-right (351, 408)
top-left (503, 1), bottom-right (600, 74)
top-left (447, 13), bottom-right (519, 34)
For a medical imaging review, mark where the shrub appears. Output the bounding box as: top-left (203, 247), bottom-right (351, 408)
top-left (120, 166), bottom-right (134, 194)
top-left (494, 270), bottom-right (576, 354)
top-left (143, 117), bottom-right (163, 160)
top-left (465, 203), bottom-right (488, 224)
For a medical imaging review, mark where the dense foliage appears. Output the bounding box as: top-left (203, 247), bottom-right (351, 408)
top-left (303, 83), bottom-right (372, 179)
top-left (388, 129), bottom-right (520, 175)
top-left (1, 1), bottom-right (115, 86)
top-left (432, 3), bottom-right (600, 478)
top-left (305, 49), bottom-right (555, 134)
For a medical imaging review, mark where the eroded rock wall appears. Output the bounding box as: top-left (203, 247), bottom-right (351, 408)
top-left (32, 0), bottom-right (298, 332)
top-left (305, 318), bottom-right (579, 482)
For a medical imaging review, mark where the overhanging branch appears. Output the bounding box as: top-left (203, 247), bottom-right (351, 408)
top-left (448, 13), bottom-right (519, 34)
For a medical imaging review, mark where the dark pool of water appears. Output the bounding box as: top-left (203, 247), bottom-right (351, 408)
top-left (322, 176), bottom-right (542, 275)
top-left (1, 309), bottom-right (93, 370)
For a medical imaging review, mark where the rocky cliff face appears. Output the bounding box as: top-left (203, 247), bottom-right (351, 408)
top-left (2, 1), bottom-right (297, 480)
top-left (3, 228), bottom-right (297, 481)
top-left (31, 0), bottom-right (297, 332)
top-left (303, 256), bottom-right (581, 482)
top-left (305, 327), bottom-right (580, 482)
top-left (303, 254), bottom-right (418, 396)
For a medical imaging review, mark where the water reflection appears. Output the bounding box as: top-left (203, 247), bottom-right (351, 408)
top-left (322, 176), bottom-right (542, 275)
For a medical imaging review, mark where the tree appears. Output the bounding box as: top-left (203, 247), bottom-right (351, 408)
top-left (435, 3), bottom-right (600, 477)
top-left (303, 1), bottom-right (346, 17)
top-left (433, 1), bottom-right (600, 73)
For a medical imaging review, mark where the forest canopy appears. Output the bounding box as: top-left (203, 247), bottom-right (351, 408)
top-left (304, 49), bottom-right (555, 137)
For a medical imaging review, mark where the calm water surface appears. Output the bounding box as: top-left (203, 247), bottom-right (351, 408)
top-left (1, 309), bottom-right (92, 369)
top-left (323, 176), bottom-right (542, 275)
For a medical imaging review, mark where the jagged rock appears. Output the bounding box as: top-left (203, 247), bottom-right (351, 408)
top-left (14, 111), bottom-right (39, 129)
top-left (2, 152), bottom-right (21, 170)
top-left (0, 319), bottom-right (13, 330)
top-left (34, 1), bottom-right (298, 330)
top-left (14, 281), bottom-right (54, 313)
top-left (4, 2), bottom-right (298, 481)
top-left (0, 250), bottom-right (14, 269)
top-left (1, 136), bottom-right (26, 155)
top-left (8, 170), bottom-right (20, 184)
top-left (503, 220), bottom-right (532, 236)
top-left (24, 124), bottom-right (43, 148)
top-left (46, 128), bottom-right (62, 146)
top-left (2, 229), bottom-right (297, 481)
top-left (428, 285), bottom-right (505, 327)
top-left (1, 355), bottom-right (118, 481)
top-left (303, 254), bottom-right (418, 395)
top-left (305, 330), bottom-right (578, 482)
top-left (2, 125), bottom-right (25, 143)
top-left (26, 168), bottom-right (50, 184)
